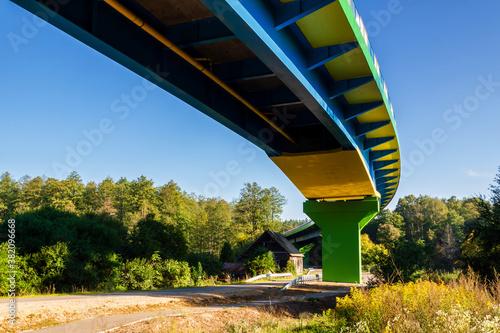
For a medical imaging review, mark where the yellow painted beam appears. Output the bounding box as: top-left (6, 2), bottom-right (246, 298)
top-left (270, 148), bottom-right (377, 200)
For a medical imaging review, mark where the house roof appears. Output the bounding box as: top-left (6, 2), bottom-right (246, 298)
top-left (241, 230), bottom-right (304, 258)
top-left (221, 262), bottom-right (245, 272)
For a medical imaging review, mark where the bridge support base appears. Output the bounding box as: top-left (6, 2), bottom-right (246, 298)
top-left (303, 197), bottom-right (379, 283)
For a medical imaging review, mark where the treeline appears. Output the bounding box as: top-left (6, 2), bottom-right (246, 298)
top-left (0, 172), bottom-right (288, 294)
top-left (0, 172), bottom-right (288, 252)
top-left (362, 167), bottom-right (500, 282)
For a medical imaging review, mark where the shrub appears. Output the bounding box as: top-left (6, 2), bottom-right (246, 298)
top-left (187, 252), bottom-right (221, 277)
top-left (282, 261), bottom-right (297, 276)
top-left (191, 262), bottom-right (205, 286)
top-left (303, 272), bottom-right (500, 332)
top-left (119, 258), bottom-right (155, 290)
top-left (0, 242), bottom-right (42, 295)
top-left (156, 259), bottom-right (191, 288)
top-left (245, 247), bottom-right (276, 276)
top-left (30, 242), bottom-right (70, 287)
top-left (360, 234), bottom-right (389, 272)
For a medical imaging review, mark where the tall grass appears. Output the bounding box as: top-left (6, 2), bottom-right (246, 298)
top-left (118, 272), bottom-right (500, 333)
top-left (304, 272), bottom-right (500, 332)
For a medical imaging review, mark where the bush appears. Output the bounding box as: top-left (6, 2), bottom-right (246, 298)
top-left (119, 257), bottom-right (155, 290)
top-left (304, 273), bottom-right (500, 332)
top-left (191, 262), bottom-right (205, 286)
top-left (282, 261), bottom-right (297, 276)
top-left (0, 208), bottom-right (128, 291)
top-left (156, 259), bottom-right (191, 288)
top-left (245, 247), bottom-right (276, 276)
top-left (187, 252), bottom-right (221, 277)
top-left (373, 239), bottom-right (430, 283)
top-left (361, 234), bottom-right (389, 272)
top-left (30, 242), bottom-right (70, 288)
top-left (0, 242), bottom-right (42, 295)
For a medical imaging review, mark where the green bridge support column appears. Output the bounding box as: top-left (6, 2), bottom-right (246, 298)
top-left (303, 197), bottom-right (380, 283)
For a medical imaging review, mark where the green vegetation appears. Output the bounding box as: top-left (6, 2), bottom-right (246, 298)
top-left (360, 167), bottom-right (500, 284)
top-left (282, 260), bottom-right (297, 276)
top-left (226, 273), bottom-right (500, 332)
top-left (219, 241), bottom-right (235, 263)
top-left (0, 173), bottom-right (288, 295)
top-left (245, 247), bottom-right (277, 276)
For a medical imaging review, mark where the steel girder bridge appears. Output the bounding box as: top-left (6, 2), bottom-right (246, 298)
top-left (12, 0), bottom-right (401, 283)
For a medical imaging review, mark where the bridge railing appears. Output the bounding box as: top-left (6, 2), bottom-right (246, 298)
top-left (245, 273), bottom-right (293, 282)
top-left (280, 273), bottom-right (322, 290)
top-left (346, 0), bottom-right (394, 116)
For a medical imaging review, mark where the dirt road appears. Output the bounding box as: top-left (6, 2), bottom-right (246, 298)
top-left (1, 280), bottom-right (355, 332)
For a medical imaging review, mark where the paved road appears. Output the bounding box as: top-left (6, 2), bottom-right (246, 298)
top-left (32, 287), bottom-right (351, 333)
top-left (0, 280), bottom-right (292, 304)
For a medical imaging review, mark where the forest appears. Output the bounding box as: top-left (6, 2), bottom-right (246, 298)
top-left (0, 171), bottom-right (298, 294)
top-left (1, 168), bottom-right (499, 295)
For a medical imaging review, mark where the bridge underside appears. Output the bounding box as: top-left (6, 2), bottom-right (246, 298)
top-left (11, 0), bottom-right (400, 283)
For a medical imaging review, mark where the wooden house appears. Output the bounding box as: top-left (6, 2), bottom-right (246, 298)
top-left (240, 230), bottom-right (304, 275)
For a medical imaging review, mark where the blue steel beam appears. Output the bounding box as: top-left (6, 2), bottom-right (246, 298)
top-left (274, 0), bottom-right (337, 30)
top-left (345, 101), bottom-right (384, 121)
top-left (375, 169), bottom-right (398, 180)
top-left (246, 87), bottom-right (302, 109)
top-left (355, 121), bottom-right (390, 137)
top-left (373, 159), bottom-right (399, 171)
top-left (307, 42), bottom-right (358, 70)
top-left (364, 137), bottom-right (395, 150)
top-left (377, 181), bottom-right (397, 191)
top-left (329, 76), bottom-right (374, 99)
top-left (200, 0), bottom-right (358, 150)
top-left (213, 57), bottom-right (275, 83)
top-left (378, 187), bottom-right (396, 195)
top-left (377, 175), bottom-right (398, 184)
top-left (379, 189), bottom-right (396, 197)
top-left (370, 149), bottom-right (398, 161)
top-left (10, 0), bottom-right (296, 156)
top-left (166, 17), bottom-right (236, 48)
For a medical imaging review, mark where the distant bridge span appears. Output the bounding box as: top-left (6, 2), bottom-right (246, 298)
top-left (12, 0), bottom-right (401, 283)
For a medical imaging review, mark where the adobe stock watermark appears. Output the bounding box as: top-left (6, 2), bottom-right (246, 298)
top-left (7, 0), bottom-right (70, 53)
top-left (6, 219), bottom-right (17, 325)
top-left (401, 74), bottom-right (500, 180)
top-left (194, 106), bottom-right (296, 197)
top-left (342, 0), bottom-right (413, 65)
top-left (363, 0), bottom-right (410, 38)
top-left (51, 69), bottom-right (166, 178)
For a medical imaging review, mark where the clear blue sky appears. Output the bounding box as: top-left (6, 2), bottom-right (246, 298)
top-left (1, 0), bottom-right (499, 220)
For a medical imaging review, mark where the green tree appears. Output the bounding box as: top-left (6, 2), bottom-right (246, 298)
top-left (198, 198), bottom-right (233, 254)
top-left (19, 175), bottom-right (45, 212)
top-left (43, 178), bottom-right (75, 212)
top-left (219, 242), bottom-right (235, 263)
top-left (114, 177), bottom-right (131, 226)
top-left (98, 177), bottom-right (117, 216)
top-left (395, 195), bottom-right (448, 243)
top-left (156, 181), bottom-right (199, 244)
top-left (377, 223), bottom-right (401, 247)
top-left (361, 234), bottom-right (389, 272)
top-left (282, 219), bottom-right (309, 232)
top-left (233, 183), bottom-right (286, 240)
top-left (83, 181), bottom-right (101, 213)
top-left (0, 172), bottom-right (18, 218)
top-left (129, 175), bottom-right (157, 221)
top-left (129, 214), bottom-right (188, 260)
top-left (461, 168), bottom-right (500, 278)
top-left (65, 171), bottom-right (85, 212)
